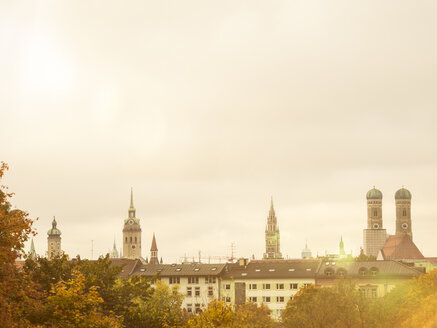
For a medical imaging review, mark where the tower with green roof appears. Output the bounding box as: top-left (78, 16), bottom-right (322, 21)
top-left (47, 217), bottom-right (62, 259)
top-left (363, 187), bottom-right (387, 257)
top-left (395, 187), bottom-right (413, 239)
top-left (122, 188), bottom-right (142, 259)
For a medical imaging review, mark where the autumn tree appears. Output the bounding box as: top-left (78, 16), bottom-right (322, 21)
top-left (0, 162), bottom-right (41, 327)
top-left (43, 270), bottom-right (123, 328)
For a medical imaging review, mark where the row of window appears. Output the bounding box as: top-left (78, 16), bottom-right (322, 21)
top-left (222, 296), bottom-right (294, 303)
top-left (125, 236), bottom-right (138, 243)
top-left (185, 276), bottom-right (216, 284)
top-left (186, 303), bottom-right (202, 313)
top-left (187, 286), bottom-right (214, 297)
top-left (247, 283), bottom-right (305, 290)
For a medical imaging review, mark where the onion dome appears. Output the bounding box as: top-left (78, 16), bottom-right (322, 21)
top-left (47, 217), bottom-right (61, 236)
top-left (395, 188), bottom-right (412, 200)
top-left (366, 187), bottom-right (383, 199)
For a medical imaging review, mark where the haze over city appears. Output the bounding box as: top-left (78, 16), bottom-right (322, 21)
top-left (1, 1), bottom-right (437, 262)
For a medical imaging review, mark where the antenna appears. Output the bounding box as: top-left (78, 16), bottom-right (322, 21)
top-left (230, 242), bottom-right (236, 261)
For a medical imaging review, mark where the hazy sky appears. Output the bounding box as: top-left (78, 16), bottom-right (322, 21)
top-left (1, 1), bottom-right (437, 262)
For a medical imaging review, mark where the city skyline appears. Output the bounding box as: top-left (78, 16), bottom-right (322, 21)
top-left (1, 1), bottom-right (437, 262)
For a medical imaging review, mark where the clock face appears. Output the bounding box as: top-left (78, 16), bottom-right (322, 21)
top-left (129, 220), bottom-right (134, 225)
top-left (402, 222), bottom-right (408, 229)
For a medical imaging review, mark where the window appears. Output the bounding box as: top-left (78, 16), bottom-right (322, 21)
top-left (206, 276), bottom-right (216, 284)
top-left (130, 237), bottom-right (132, 243)
top-left (195, 304), bottom-right (201, 313)
top-left (249, 296), bottom-right (257, 302)
top-left (337, 269), bottom-right (347, 276)
top-left (187, 304), bottom-right (192, 313)
top-left (325, 268), bottom-right (334, 276)
top-left (188, 277), bottom-right (199, 284)
top-left (403, 209), bottom-right (407, 216)
top-left (195, 287), bottom-right (200, 296)
top-left (224, 284), bottom-right (231, 290)
top-left (262, 283), bottom-right (271, 290)
top-left (224, 297), bottom-right (231, 303)
top-left (290, 283), bottom-right (298, 290)
top-left (370, 267), bottom-right (379, 276)
top-left (262, 296), bottom-right (271, 303)
top-left (359, 268), bottom-right (367, 276)
top-left (187, 287), bottom-right (192, 297)
top-left (169, 276), bottom-right (180, 284)
top-left (208, 286), bottom-right (213, 296)
top-left (249, 283), bottom-right (257, 290)
top-left (373, 209), bottom-right (377, 216)
top-left (135, 237), bottom-right (137, 242)
top-left (371, 288), bottom-right (377, 298)
top-left (276, 296), bottom-right (284, 303)
top-left (290, 295), bottom-right (294, 300)
top-left (276, 283), bottom-right (284, 290)
top-left (303, 283), bottom-right (311, 288)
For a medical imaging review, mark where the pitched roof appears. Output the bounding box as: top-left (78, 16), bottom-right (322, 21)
top-left (109, 258), bottom-right (140, 278)
top-left (316, 260), bottom-right (421, 278)
top-left (380, 234), bottom-right (424, 260)
top-left (222, 259), bottom-right (321, 279)
top-left (132, 263), bottom-right (227, 277)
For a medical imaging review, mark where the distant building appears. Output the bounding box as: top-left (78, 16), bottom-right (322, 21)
top-left (123, 188), bottom-right (142, 259)
top-left (263, 198), bottom-right (283, 260)
top-left (47, 217), bottom-right (62, 259)
top-left (110, 239), bottom-right (119, 258)
top-left (301, 242), bottom-right (312, 259)
top-left (363, 187), bottom-right (387, 257)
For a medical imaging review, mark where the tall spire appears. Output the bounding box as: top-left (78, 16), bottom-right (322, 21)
top-left (269, 197), bottom-right (275, 216)
top-left (150, 233), bottom-right (159, 264)
top-left (29, 238), bottom-right (36, 259)
top-left (128, 188), bottom-right (136, 218)
top-left (130, 187), bottom-right (135, 210)
top-left (339, 236), bottom-right (345, 255)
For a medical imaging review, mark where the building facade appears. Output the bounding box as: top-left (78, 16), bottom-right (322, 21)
top-left (123, 188), bottom-right (142, 259)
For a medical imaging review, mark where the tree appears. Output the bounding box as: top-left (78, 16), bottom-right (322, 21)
top-left (43, 270), bottom-right (123, 328)
top-left (233, 302), bottom-right (278, 328)
top-left (0, 162), bottom-right (41, 327)
top-left (185, 300), bottom-right (234, 328)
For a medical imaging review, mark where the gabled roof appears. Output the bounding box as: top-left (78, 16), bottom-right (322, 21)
top-left (222, 259), bottom-right (321, 279)
top-left (379, 234), bottom-right (424, 260)
top-left (109, 258), bottom-right (141, 279)
top-left (316, 260), bottom-right (421, 278)
top-left (132, 263), bottom-right (228, 277)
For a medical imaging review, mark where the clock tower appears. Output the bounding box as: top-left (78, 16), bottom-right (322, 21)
top-left (263, 198), bottom-right (283, 259)
top-left (123, 188), bottom-right (142, 259)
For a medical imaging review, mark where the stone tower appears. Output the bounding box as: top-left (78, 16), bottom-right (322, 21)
top-left (363, 188), bottom-right (387, 257)
top-left (263, 198), bottom-right (283, 259)
top-left (123, 188), bottom-right (142, 259)
top-left (366, 187), bottom-right (383, 229)
top-left (149, 233), bottom-right (158, 264)
top-left (395, 188), bottom-right (412, 239)
top-left (47, 217), bottom-right (62, 259)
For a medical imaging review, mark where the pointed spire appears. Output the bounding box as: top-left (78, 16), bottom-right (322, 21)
top-left (339, 236), bottom-right (345, 255)
top-left (160, 256), bottom-right (163, 264)
top-left (52, 216), bottom-right (57, 229)
top-left (130, 187), bottom-right (135, 210)
top-left (150, 233), bottom-right (158, 251)
top-left (29, 238), bottom-right (36, 259)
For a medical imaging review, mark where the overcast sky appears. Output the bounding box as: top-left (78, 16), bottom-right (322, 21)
top-left (1, 1), bottom-right (437, 262)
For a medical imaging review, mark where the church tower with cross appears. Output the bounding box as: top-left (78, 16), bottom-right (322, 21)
top-left (47, 217), bottom-right (62, 259)
top-left (123, 188), bottom-right (142, 259)
top-left (263, 198), bottom-right (283, 259)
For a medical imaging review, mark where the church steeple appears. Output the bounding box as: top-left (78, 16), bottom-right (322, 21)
top-left (263, 197), bottom-right (282, 260)
top-left (29, 238), bottom-right (36, 259)
top-left (150, 233), bottom-right (158, 264)
top-left (339, 236), bottom-right (345, 256)
top-left (129, 187), bottom-right (136, 218)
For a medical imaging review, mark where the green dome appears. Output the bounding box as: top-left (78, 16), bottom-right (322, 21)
top-left (47, 217), bottom-right (61, 236)
top-left (366, 188), bottom-right (383, 199)
top-left (395, 188), bottom-right (412, 200)
top-left (47, 228), bottom-right (61, 236)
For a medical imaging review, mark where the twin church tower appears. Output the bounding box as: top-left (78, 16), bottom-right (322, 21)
top-left (364, 187), bottom-right (413, 257)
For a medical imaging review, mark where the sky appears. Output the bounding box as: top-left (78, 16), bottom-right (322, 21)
top-left (1, 1), bottom-right (437, 263)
